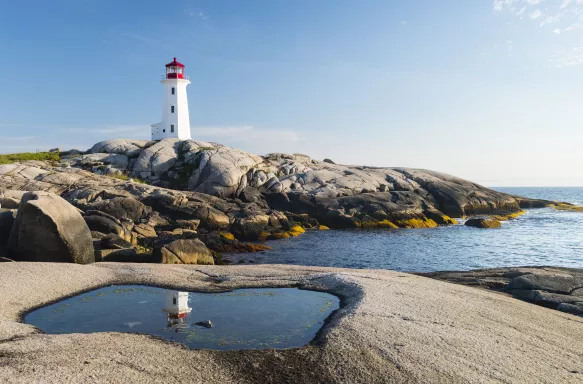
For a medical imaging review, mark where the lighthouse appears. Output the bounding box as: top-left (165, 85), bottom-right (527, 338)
top-left (151, 58), bottom-right (192, 141)
top-left (162, 291), bottom-right (192, 330)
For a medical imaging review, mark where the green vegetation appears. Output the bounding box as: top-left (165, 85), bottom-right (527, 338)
top-left (0, 152), bottom-right (61, 165)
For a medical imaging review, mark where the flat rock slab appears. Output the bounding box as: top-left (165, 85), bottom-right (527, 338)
top-left (421, 266), bottom-right (583, 315)
top-left (1, 263), bottom-right (582, 383)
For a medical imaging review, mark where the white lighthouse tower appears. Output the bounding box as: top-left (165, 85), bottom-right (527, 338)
top-left (151, 58), bottom-right (192, 141)
top-left (162, 291), bottom-right (192, 329)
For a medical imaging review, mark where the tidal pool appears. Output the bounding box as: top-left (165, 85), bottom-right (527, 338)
top-left (24, 285), bottom-right (340, 350)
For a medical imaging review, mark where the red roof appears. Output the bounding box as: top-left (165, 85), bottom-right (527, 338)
top-left (165, 57), bottom-right (185, 68)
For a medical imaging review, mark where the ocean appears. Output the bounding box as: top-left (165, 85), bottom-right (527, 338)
top-left (227, 187), bottom-right (583, 272)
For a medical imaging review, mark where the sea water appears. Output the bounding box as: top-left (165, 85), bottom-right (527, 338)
top-left (226, 187), bottom-right (583, 272)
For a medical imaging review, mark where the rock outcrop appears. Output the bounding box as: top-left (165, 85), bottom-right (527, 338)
top-left (0, 138), bottom-right (543, 263)
top-left (65, 138), bottom-right (524, 227)
top-left (7, 192), bottom-right (94, 264)
top-left (154, 239), bottom-right (214, 265)
top-left (420, 266), bottom-right (583, 316)
top-left (464, 217), bottom-right (502, 229)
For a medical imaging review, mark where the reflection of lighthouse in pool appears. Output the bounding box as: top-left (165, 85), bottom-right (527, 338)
top-left (162, 291), bottom-right (192, 330)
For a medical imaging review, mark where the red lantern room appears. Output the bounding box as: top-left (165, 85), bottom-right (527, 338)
top-left (165, 57), bottom-right (185, 79)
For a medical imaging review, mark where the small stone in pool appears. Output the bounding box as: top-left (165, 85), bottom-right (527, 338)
top-left (195, 320), bottom-right (213, 328)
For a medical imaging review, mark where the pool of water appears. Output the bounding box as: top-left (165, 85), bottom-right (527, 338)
top-left (24, 285), bottom-right (340, 350)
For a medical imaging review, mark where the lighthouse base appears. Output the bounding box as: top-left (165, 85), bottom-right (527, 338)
top-left (151, 122), bottom-right (191, 141)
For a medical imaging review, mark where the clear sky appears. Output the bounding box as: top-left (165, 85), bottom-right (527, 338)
top-left (0, 0), bottom-right (582, 186)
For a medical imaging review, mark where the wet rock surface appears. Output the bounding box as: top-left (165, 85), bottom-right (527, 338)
top-left (420, 266), bottom-right (583, 315)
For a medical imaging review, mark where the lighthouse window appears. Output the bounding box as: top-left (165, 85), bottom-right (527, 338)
top-left (173, 297), bottom-right (177, 305)
top-left (171, 106), bottom-right (175, 113)
top-left (171, 87), bottom-right (175, 95)
top-left (171, 125), bottom-right (175, 133)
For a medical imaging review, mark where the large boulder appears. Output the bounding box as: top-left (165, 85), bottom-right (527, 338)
top-left (132, 139), bottom-right (181, 177)
top-left (8, 192), bottom-right (94, 264)
top-left (154, 239), bottom-right (214, 265)
top-left (87, 197), bottom-right (152, 222)
top-left (187, 145), bottom-right (263, 197)
top-left (230, 213), bottom-right (270, 241)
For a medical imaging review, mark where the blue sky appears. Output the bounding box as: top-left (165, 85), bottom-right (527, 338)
top-left (0, 0), bottom-right (582, 186)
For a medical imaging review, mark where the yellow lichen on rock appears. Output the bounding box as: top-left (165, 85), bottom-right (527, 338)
top-left (441, 215), bottom-right (458, 225)
top-left (257, 231), bottom-right (271, 241)
top-left (395, 218), bottom-right (439, 229)
top-left (318, 225), bottom-right (330, 230)
top-left (219, 232), bottom-right (235, 241)
top-left (269, 232), bottom-right (291, 240)
top-left (492, 210), bottom-right (526, 221)
top-left (465, 218), bottom-right (502, 229)
top-left (551, 203), bottom-right (583, 212)
top-left (377, 220), bottom-right (398, 229)
top-left (356, 220), bottom-right (398, 229)
top-left (287, 225), bottom-right (306, 237)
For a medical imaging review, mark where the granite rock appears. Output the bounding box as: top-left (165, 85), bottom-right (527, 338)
top-left (8, 192), bottom-right (94, 264)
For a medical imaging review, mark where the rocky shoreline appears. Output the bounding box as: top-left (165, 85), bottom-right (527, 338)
top-left (0, 138), bottom-right (562, 266)
top-left (1, 140), bottom-right (582, 382)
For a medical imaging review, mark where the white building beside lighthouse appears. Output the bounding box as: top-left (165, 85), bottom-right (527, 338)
top-left (151, 58), bottom-right (192, 140)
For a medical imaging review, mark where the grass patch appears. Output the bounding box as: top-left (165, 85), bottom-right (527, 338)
top-left (0, 152), bottom-right (61, 165)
